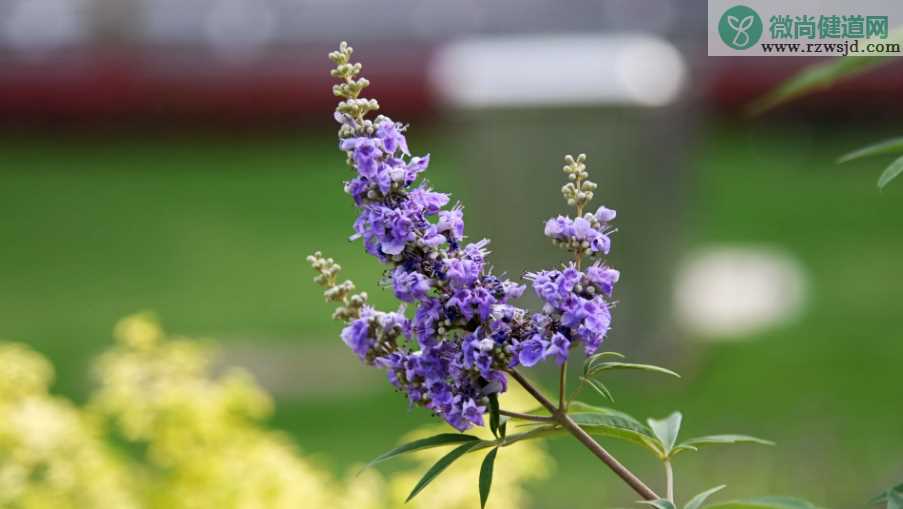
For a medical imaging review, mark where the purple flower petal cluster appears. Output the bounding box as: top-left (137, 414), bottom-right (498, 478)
top-left (341, 306), bottom-right (410, 362)
top-left (341, 121), bottom-right (430, 208)
top-left (520, 262), bottom-right (620, 366)
top-left (544, 206), bottom-right (617, 255)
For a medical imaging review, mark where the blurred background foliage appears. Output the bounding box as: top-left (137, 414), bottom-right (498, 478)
top-left (0, 313), bottom-right (549, 509)
top-left (1, 1), bottom-right (903, 507)
top-left (2, 124), bottom-right (902, 508)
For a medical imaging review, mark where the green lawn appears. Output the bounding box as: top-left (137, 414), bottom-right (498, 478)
top-left (0, 124), bottom-right (901, 508)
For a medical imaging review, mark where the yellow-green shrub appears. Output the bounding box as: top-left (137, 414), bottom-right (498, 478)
top-left (0, 314), bottom-right (549, 508)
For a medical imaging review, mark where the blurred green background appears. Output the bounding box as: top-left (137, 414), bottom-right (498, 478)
top-left (1, 122), bottom-right (901, 507)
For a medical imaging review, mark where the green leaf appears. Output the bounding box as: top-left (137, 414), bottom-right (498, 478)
top-left (567, 401), bottom-right (612, 413)
top-left (749, 28), bottom-right (903, 114)
top-left (638, 500), bottom-right (676, 509)
top-left (583, 351), bottom-right (626, 375)
top-left (498, 415), bottom-right (508, 439)
top-left (510, 404), bottom-right (664, 457)
top-left (488, 393), bottom-right (500, 438)
top-left (837, 137), bottom-right (903, 163)
top-left (406, 441), bottom-right (477, 502)
top-left (705, 496), bottom-right (821, 509)
top-left (568, 403), bottom-right (654, 431)
top-left (568, 408), bottom-right (664, 457)
top-left (515, 406), bottom-right (553, 418)
top-left (685, 485), bottom-right (726, 509)
top-left (888, 489), bottom-right (903, 509)
top-left (671, 434), bottom-right (774, 457)
top-left (872, 482), bottom-right (903, 504)
top-left (648, 412), bottom-right (682, 456)
top-left (466, 428), bottom-right (553, 454)
top-left (366, 433), bottom-right (480, 470)
top-left (585, 361), bottom-right (680, 379)
top-left (878, 155), bottom-right (903, 189)
top-left (580, 375), bottom-right (615, 402)
top-left (478, 448), bottom-right (498, 509)
top-left (749, 57), bottom-right (885, 114)
top-left (670, 444), bottom-right (699, 455)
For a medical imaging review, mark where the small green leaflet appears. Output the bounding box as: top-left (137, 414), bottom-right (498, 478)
top-left (648, 412), bottom-right (683, 456)
top-left (888, 489), bottom-right (903, 509)
top-left (583, 351), bottom-right (626, 374)
top-left (467, 426), bottom-right (557, 454)
top-left (837, 137), bottom-right (903, 163)
top-left (478, 448), bottom-right (498, 509)
top-left (580, 355), bottom-right (678, 405)
top-left (878, 155), bottom-right (903, 189)
top-left (585, 361), bottom-right (680, 379)
top-left (748, 54), bottom-right (886, 114)
top-left (497, 415), bottom-right (508, 439)
top-left (671, 434), bottom-right (774, 457)
top-left (704, 496), bottom-right (821, 509)
top-left (567, 409), bottom-right (664, 457)
top-left (837, 139), bottom-right (903, 189)
top-left (637, 500), bottom-right (676, 509)
top-left (406, 441), bottom-right (478, 502)
top-left (365, 433), bottom-right (479, 470)
top-left (567, 401), bottom-right (615, 413)
top-left (748, 26), bottom-right (903, 115)
top-left (488, 393), bottom-right (500, 438)
top-left (872, 481), bottom-right (903, 505)
top-left (580, 376), bottom-right (615, 402)
top-left (508, 403), bottom-right (665, 457)
top-left (685, 485), bottom-right (726, 509)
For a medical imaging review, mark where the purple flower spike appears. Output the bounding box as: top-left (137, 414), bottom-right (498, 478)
top-left (324, 44), bottom-right (620, 431)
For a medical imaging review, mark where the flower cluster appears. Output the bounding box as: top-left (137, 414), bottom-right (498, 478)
top-left (545, 153), bottom-right (618, 257)
top-left (311, 43), bottom-right (620, 431)
top-left (519, 263), bottom-right (620, 367)
top-left (544, 207), bottom-right (616, 255)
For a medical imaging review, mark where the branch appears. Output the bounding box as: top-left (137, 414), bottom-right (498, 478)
top-left (558, 362), bottom-right (567, 412)
top-left (508, 369), bottom-right (660, 501)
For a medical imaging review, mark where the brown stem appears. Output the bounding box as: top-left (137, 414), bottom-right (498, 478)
top-left (508, 369), bottom-right (660, 501)
top-left (558, 362), bottom-right (568, 412)
top-left (499, 409), bottom-right (556, 423)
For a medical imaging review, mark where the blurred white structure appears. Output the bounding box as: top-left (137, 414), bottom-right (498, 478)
top-left (205, 0), bottom-right (276, 59)
top-left (3, 0), bottom-right (87, 51)
top-left (0, 0), bottom-right (699, 59)
top-left (430, 34), bottom-right (686, 108)
top-left (674, 246), bottom-right (807, 339)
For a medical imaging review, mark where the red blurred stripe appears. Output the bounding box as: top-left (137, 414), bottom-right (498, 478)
top-left (0, 44), bottom-right (436, 126)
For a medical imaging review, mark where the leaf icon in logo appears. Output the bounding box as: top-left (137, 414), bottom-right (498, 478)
top-left (727, 15), bottom-right (755, 47)
top-left (737, 15), bottom-right (754, 31)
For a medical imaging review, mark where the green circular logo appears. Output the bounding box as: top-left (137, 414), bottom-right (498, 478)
top-left (718, 5), bottom-right (763, 50)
